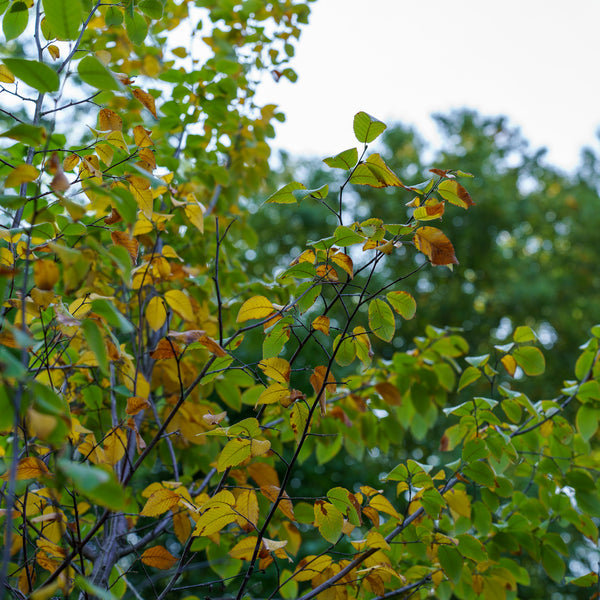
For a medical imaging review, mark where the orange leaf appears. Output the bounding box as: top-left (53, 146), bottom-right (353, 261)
top-left (133, 88), bottom-right (158, 118)
top-left (141, 545), bottom-right (177, 569)
top-left (126, 396), bottom-right (150, 416)
top-left (110, 231), bottom-right (139, 263)
top-left (331, 253), bottom-right (353, 278)
top-left (150, 338), bottom-right (181, 359)
top-left (15, 457), bottom-right (49, 480)
top-left (375, 382), bottom-right (401, 406)
top-left (104, 208), bottom-right (123, 225)
top-left (260, 485), bottom-right (295, 521)
top-left (98, 108), bottom-right (123, 131)
top-left (196, 334), bottom-right (227, 357)
top-left (413, 226), bottom-right (458, 266)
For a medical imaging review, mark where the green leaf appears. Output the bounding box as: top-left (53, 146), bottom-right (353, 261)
top-left (462, 437), bottom-right (489, 462)
top-left (437, 179), bottom-right (474, 209)
top-left (0, 123), bottom-right (46, 146)
top-left (541, 545), bottom-right (565, 583)
top-left (333, 225), bottom-right (365, 247)
top-left (327, 487), bottom-right (361, 526)
top-left (78, 55), bottom-right (121, 90)
top-left (265, 181), bottom-right (306, 204)
top-left (437, 544), bottom-right (462, 583)
top-left (463, 461), bottom-right (495, 487)
top-left (368, 298), bottom-right (395, 342)
top-left (349, 154), bottom-right (403, 188)
top-left (323, 147), bottom-right (358, 170)
top-left (576, 404), bottom-right (600, 441)
top-left (292, 184), bottom-right (328, 202)
top-left (57, 459), bottom-right (128, 510)
top-left (124, 10), bottom-right (148, 45)
top-left (513, 346), bottom-right (545, 376)
top-left (566, 572), bottom-right (599, 587)
top-left (353, 111), bottom-right (386, 143)
top-left (457, 366), bottom-right (481, 391)
top-left (90, 298), bottom-right (134, 333)
top-left (513, 325), bottom-right (537, 343)
top-left (42, 0), bottom-right (82, 40)
top-left (333, 334), bottom-right (356, 367)
top-left (314, 501), bottom-right (344, 543)
top-left (3, 58), bottom-right (59, 92)
top-left (81, 318), bottom-right (109, 374)
top-left (3, 1), bottom-right (28, 41)
top-left (138, 0), bottom-right (163, 18)
top-left (386, 291), bottom-right (416, 319)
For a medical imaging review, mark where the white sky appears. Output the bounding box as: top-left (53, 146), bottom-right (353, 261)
top-left (256, 0), bottom-right (600, 172)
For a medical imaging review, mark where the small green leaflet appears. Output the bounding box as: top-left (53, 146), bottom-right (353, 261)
top-left (353, 111), bottom-right (386, 144)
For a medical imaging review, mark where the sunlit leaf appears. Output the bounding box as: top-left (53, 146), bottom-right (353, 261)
top-left (133, 88), bottom-right (158, 118)
top-left (513, 346), bottom-right (545, 376)
top-left (164, 289), bottom-right (195, 322)
top-left (265, 181), bottom-right (306, 204)
top-left (323, 147), bottom-right (358, 170)
top-left (42, 0), bottom-right (82, 40)
top-left (141, 488), bottom-right (180, 517)
top-left (438, 179), bottom-right (474, 209)
top-left (353, 111), bottom-right (386, 143)
top-left (349, 154), bottom-right (403, 188)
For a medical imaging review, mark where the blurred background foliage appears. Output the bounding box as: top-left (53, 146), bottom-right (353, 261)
top-left (244, 110), bottom-right (600, 399)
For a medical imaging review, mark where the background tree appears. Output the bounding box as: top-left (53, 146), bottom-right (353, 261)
top-left (1, 3), bottom-right (600, 600)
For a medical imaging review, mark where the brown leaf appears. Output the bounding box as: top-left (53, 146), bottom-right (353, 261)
top-left (375, 382), bottom-right (401, 406)
top-left (104, 208), bottom-right (123, 225)
top-left (202, 411), bottom-right (227, 425)
top-left (260, 485), bottom-right (295, 521)
top-left (413, 226), bottom-right (458, 266)
top-left (110, 231), bottom-right (139, 263)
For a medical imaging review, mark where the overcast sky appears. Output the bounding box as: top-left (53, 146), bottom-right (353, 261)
top-left (256, 0), bottom-right (600, 171)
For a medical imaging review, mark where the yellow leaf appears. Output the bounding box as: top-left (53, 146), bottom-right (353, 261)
top-left (129, 178), bottom-right (153, 218)
top-left (369, 494), bottom-right (400, 520)
top-left (217, 438), bottom-right (251, 471)
top-left (501, 354), bottom-right (517, 377)
top-left (106, 130), bottom-right (129, 151)
top-left (331, 253), bottom-right (353, 278)
top-left (0, 64), bottom-right (15, 83)
top-left (257, 383), bottom-right (290, 405)
top-left (414, 226), bottom-right (458, 267)
top-left (5, 164), bottom-right (39, 188)
top-left (63, 154), bottom-right (79, 171)
top-left (237, 296), bottom-right (275, 322)
top-left (103, 428), bottom-right (127, 465)
top-left (141, 488), bottom-right (180, 517)
top-left (292, 555), bottom-right (332, 581)
top-left (146, 296), bottom-right (167, 331)
top-left (184, 203), bottom-right (204, 233)
top-left (48, 45), bottom-right (60, 60)
top-left (173, 510), bottom-right (192, 543)
top-left (133, 88), bottom-right (158, 118)
top-left (33, 259), bottom-right (59, 291)
top-left (164, 289), bottom-right (195, 322)
top-left (413, 201), bottom-right (445, 221)
top-left (438, 179), bottom-right (475, 209)
top-left (15, 457), bottom-right (49, 480)
top-left (259, 357), bottom-right (290, 384)
top-left (141, 545), bottom-right (178, 569)
top-left (312, 315), bottom-right (330, 335)
top-left (444, 488), bottom-right (471, 519)
top-left (251, 439), bottom-right (271, 457)
top-left (133, 124), bottom-right (153, 147)
top-left (230, 536), bottom-right (264, 561)
top-left (194, 498), bottom-right (236, 536)
top-left (235, 489), bottom-right (259, 530)
top-left (248, 462), bottom-right (280, 488)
